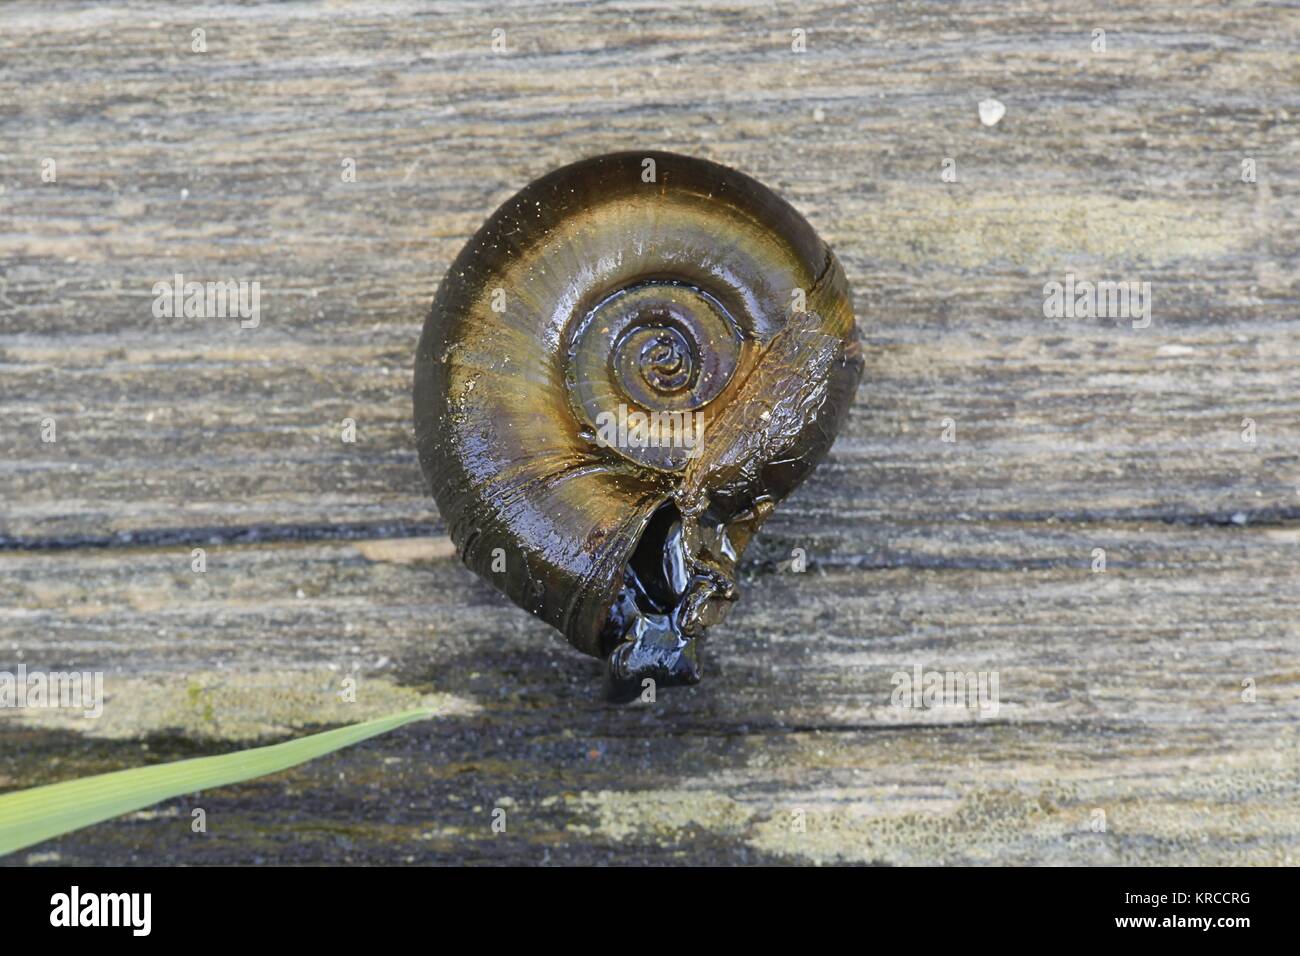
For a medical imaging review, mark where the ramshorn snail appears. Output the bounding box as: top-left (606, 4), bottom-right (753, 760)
top-left (414, 151), bottom-right (862, 700)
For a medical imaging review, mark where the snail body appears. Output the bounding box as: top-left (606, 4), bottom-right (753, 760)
top-left (414, 151), bottom-right (862, 699)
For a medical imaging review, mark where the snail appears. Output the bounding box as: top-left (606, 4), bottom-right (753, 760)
top-left (414, 151), bottom-right (862, 701)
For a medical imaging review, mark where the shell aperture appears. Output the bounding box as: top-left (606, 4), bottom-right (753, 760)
top-left (413, 151), bottom-right (862, 700)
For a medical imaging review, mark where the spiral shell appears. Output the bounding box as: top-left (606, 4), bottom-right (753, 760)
top-left (414, 151), bottom-right (862, 698)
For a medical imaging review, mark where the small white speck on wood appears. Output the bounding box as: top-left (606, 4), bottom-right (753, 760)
top-left (978, 98), bottom-right (1006, 126)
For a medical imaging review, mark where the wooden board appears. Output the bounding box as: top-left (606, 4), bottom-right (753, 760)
top-left (1, 0), bottom-right (1298, 865)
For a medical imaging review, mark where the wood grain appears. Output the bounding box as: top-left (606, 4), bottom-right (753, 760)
top-left (1, 0), bottom-right (1297, 865)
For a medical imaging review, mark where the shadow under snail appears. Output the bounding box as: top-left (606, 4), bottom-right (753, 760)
top-left (414, 151), bottom-right (863, 701)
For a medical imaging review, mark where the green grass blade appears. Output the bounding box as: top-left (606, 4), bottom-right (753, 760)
top-left (0, 708), bottom-right (434, 858)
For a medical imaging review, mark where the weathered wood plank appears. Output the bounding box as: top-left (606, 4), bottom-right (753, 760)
top-left (2, 524), bottom-right (1298, 864)
top-left (1, 1), bottom-right (1297, 540)
top-left (1, 0), bottom-right (1298, 865)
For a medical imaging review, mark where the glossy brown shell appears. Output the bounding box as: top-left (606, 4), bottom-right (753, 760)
top-left (414, 151), bottom-right (862, 667)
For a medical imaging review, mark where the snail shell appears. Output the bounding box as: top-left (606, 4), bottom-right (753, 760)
top-left (414, 151), bottom-right (862, 699)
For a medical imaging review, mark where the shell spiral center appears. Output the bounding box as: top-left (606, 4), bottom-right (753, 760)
top-left (567, 281), bottom-right (744, 470)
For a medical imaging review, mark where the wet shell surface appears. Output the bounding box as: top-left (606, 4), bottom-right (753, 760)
top-left (414, 151), bottom-right (863, 699)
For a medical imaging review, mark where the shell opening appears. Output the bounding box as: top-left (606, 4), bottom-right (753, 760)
top-left (601, 500), bottom-right (738, 702)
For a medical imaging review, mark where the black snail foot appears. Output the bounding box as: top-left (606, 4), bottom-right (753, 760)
top-left (604, 617), bottom-right (702, 703)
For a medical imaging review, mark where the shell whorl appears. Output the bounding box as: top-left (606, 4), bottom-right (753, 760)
top-left (414, 151), bottom-right (862, 690)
